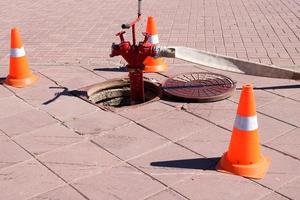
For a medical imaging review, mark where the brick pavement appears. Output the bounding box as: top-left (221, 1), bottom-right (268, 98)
top-left (0, 0), bottom-right (300, 199)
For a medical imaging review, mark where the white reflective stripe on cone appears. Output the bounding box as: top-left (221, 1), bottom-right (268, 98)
top-left (148, 34), bottom-right (159, 44)
top-left (234, 115), bottom-right (258, 131)
top-left (10, 47), bottom-right (26, 57)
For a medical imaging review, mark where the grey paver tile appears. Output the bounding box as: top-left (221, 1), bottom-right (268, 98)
top-left (145, 189), bottom-right (187, 200)
top-left (38, 141), bottom-right (121, 182)
top-left (218, 112), bottom-right (295, 144)
top-left (177, 125), bottom-right (230, 158)
top-left (28, 185), bottom-right (86, 200)
top-left (119, 101), bottom-right (175, 122)
top-left (92, 123), bottom-right (168, 160)
top-left (277, 177), bottom-right (300, 200)
top-left (254, 147), bottom-right (300, 190)
top-left (0, 96), bottom-right (32, 119)
top-left (0, 138), bottom-right (31, 169)
top-left (14, 123), bottom-right (83, 156)
top-left (40, 96), bottom-right (97, 122)
top-left (266, 128), bottom-right (300, 159)
top-left (258, 98), bottom-right (300, 127)
top-left (73, 164), bottom-right (165, 200)
top-left (139, 109), bottom-right (212, 141)
top-left (0, 160), bottom-right (64, 200)
top-left (172, 172), bottom-right (271, 200)
top-left (0, 109), bottom-right (57, 137)
top-left (129, 143), bottom-right (215, 186)
top-left (65, 110), bottom-right (130, 135)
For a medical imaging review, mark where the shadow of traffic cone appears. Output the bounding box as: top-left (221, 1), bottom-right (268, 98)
top-left (5, 28), bottom-right (38, 88)
top-left (217, 84), bottom-right (270, 179)
top-left (143, 16), bottom-right (167, 73)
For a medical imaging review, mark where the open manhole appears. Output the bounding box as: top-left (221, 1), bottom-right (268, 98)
top-left (75, 77), bottom-right (162, 112)
top-left (162, 72), bottom-right (236, 102)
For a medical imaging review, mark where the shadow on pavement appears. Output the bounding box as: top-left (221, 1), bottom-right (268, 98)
top-left (93, 66), bottom-right (127, 72)
top-left (150, 157), bottom-right (220, 170)
top-left (43, 86), bottom-right (87, 105)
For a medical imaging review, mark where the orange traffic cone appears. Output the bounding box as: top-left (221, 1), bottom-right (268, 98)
top-left (143, 16), bottom-right (167, 73)
top-left (217, 84), bottom-right (270, 179)
top-left (5, 28), bottom-right (38, 88)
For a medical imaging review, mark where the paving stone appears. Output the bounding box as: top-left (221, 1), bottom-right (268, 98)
top-left (289, 92), bottom-right (300, 102)
top-left (1, 0), bottom-right (300, 199)
top-left (17, 85), bottom-right (71, 107)
top-left (92, 123), bottom-right (168, 160)
top-left (119, 101), bottom-right (175, 122)
top-left (258, 98), bottom-right (300, 127)
top-left (0, 138), bottom-right (31, 169)
top-left (65, 110), bottom-right (130, 135)
top-left (129, 143), bottom-right (215, 186)
top-left (145, 189), bottom-right (187, 200)
top-left (40, 96), bottom-right (97, 122)
top-left (0, 96), bottom-right (32, 119)
top-left (254, 147), bottom-right (300, 190)
top-left (0, 109), bottom-right (57, 137)
top-left (187, 100), bottom-right (237, 125)
top-left (6, 73), bottom-right (56, 95)
top-left (172, 172), bottom-right (271, 200)
top-left (260, 193), bottom-right (289, 200)
top-left (160, 64), bottom-right (206, 77)
top-left (0, 85), bottom-right (13, 99)
top-left (277, 177), bottom-right (300, 200)
top-left (28, 185), bottom-right (86, 200)
top-left (14, 123), bottom-right (83, 156)
top-left (228, 88), bottom-right (282, 108)
top-left (73, 164), bottom-right (165, 200)
top-left (253, 78), bottom-right (300, 98)
top-left (139, 109), bottom-right (212, 141)
top-left (266, 128), bottom-right (300, 160)
top-left (59, 72), bottom-right (106, 90)
top-left (177, 125), bottom-right (230, 158)
top-left (218, 113), bottom-right (295, 144)
top-left (38, 141), bottom-right (121, 182)
top-left (0, 160), bottom-right (64, 200)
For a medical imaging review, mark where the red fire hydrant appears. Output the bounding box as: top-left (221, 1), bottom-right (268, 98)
top-left (110, 0), bottom-right (157, 104)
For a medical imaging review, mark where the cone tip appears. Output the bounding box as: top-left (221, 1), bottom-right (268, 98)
top-left (11, 27), bottom-right (18, 32)
top-left (242, 83), bottom-right (254, 91)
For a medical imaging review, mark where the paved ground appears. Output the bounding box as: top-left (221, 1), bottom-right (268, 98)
top-left (0, 0), bottom-right (300, 199)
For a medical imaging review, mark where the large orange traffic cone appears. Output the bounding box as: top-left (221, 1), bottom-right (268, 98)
top-left (5, 28), bottom-right (38, 88)
top-left (143, 16), bottom-right (167, 73)
top-left (217, 84), bottom-right (270, 179)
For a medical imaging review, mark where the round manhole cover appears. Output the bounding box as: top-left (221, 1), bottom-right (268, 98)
top-left (162, 72), bottom-right (236, 102)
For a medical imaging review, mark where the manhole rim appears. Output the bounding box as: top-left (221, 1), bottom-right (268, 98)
top-left (76, 77), bottom-right (162, 112)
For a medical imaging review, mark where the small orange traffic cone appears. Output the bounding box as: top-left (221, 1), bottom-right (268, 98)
top-left (217, 84), bottom-right (270, 179)
top-left (5, 28), bottom-right (38, 88)
top-left (143, 16), bottom-right (167, 73)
